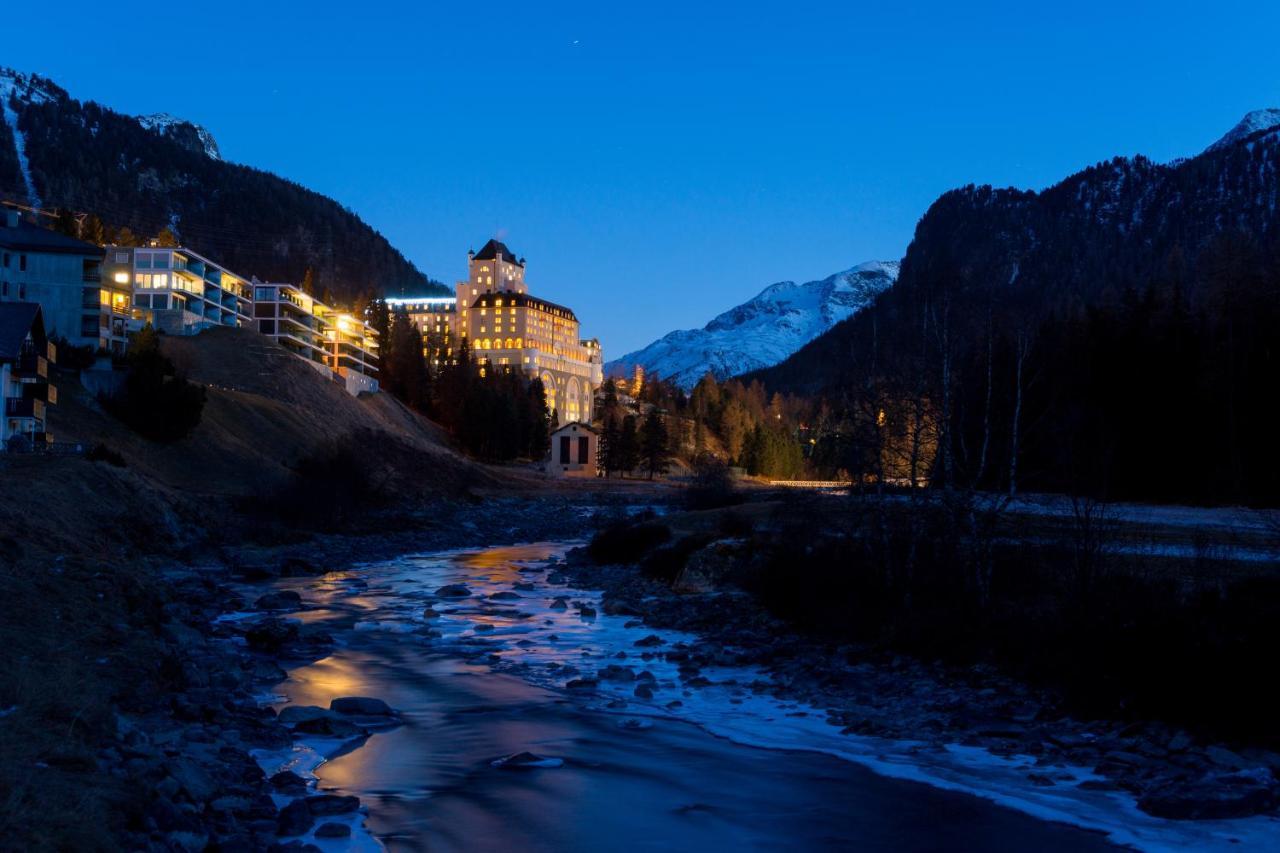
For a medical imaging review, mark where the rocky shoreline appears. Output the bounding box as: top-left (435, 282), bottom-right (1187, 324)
top-left (92, 495), bottom-right (630, 852)
top-left (83, 492), bottom-right (1279, 850)
top-left (553, 535), bottom-right (1280, 828)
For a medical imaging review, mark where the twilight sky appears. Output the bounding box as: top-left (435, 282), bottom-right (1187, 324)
top-left (7, 1), bottom-right (1280, 355)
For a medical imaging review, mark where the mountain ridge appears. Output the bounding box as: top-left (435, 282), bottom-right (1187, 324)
top-left (0, 66), bottom-right (447, 302)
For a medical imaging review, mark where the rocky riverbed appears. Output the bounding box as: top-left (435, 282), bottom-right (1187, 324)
top-left (86, 495), bottom-right (630, 852)
top-left (551, 530), bottom-right (1280, 847)
top-left (81, 494), bottom-right (1280, 851)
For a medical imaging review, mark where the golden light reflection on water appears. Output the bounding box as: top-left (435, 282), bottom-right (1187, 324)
top-left (279, 653), bottom-right (371, 710)
top-left (452, 542), bottom-right (563, 581)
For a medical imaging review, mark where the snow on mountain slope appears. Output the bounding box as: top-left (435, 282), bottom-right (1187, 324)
top-left (1205, 109), bottom-right (1280, 153)
top-left (608, 261), bottom-right (899, 389)
top-left (0, 68), bottom-right (55, 207)
top-left (137, 113), bottom-right (222, 160)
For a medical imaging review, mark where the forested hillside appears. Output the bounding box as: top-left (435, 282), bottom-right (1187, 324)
top-left (1, 69), bottom-right (446, 303)
top-left (752, 116), bottom-right (1280, 504)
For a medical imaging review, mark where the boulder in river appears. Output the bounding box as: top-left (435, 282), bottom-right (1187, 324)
top-left (279, 705), bottom-right (365, 738)
top-left (491, 751), bottom-right (564, 769)
top-left (270, 770), bottom-right (309, 795)
top-left (254, 590), bottom-right (302, 611)
top-left (549, 597), bottom-right (569, 610)
top-left (245, 618), bottom-right (299, 652)
top-left (276, 799), bottom-right (314, 836)
top-left (435, 584), bottom-right (471, 598)
top-left (315, 822), bottom-right (352, 839)
top-left (566, 678), bottom-right (598, 691)
top-left (489, 591), bottom-right (521, 600)
top-left (330, 696), bottom-right (395, 717)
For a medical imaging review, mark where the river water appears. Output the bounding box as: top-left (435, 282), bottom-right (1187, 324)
top-left (246, 542), bottom-right (1272, 852)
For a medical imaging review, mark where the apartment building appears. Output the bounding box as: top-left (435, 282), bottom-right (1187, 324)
top-left (103, 243), bottom-right (252, 336)
top-left (0, 302), bottom-right (56, 449)
top-left (253, 282), bottom-right (379, 395)
top-left (0, 208), bottom-right (127, 353)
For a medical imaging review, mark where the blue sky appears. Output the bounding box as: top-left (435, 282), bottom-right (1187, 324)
top-left (7, 1), bottom-right (1280, 355)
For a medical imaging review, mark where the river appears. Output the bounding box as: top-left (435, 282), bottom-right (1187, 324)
top-left (241, 541), bottom-right (1142, 851)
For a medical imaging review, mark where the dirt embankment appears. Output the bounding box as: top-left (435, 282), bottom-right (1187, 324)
top-left (1, 327), bottom-right (510, 567)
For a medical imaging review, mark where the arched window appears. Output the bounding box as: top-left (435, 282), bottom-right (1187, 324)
top-left (506, 338), bottom-right (514, 349)
top-left (514, 337), bottom-right (523, 348)
top-left (481, 339), bottom-right (491, 350)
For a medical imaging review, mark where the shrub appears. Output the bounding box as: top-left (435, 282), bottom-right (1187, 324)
top-left (100, 325), bottom-right (205, 442)
top-left (685, 456), bottom-right (742, 510)
top-left (640, 534), bottom-right (714, 583)
top-left (270, 439), bottom-right (378, 528)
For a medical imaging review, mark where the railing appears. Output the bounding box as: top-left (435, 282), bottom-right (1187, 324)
top-left (4, 398), bottom-right (44, 419)
top-left (14, 354), bottom-right (47, 379)
top-left (768, 480), bottom-right (851, 489)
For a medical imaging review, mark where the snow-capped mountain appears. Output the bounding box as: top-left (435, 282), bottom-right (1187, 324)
top-left (136, 112), bottom-right (221, 160)
top-left (1204, 108), bottom-right (1280, 153)
top-left (607, 261), bottom-right (899, 390)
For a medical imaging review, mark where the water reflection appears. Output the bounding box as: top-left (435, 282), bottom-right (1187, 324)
top-left (264, 543), bottom-right (1121, 852)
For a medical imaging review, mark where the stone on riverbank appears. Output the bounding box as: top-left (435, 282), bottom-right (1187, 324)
top-left (276, 799), bottom-right (314, 836)
top-left (245, 618), bottom-right (299, 652)
top-left (435, 584), bottom-right (471, 598)
top-left (280, 556), bottom-right (328, 577)
top-left (1138, 769), bottom-right (1278, 820)
top-left (270, 770), bottom-right (309, 795)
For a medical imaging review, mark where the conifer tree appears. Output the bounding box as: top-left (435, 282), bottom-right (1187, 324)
top-left (640, 408), bottom-right (669, 480)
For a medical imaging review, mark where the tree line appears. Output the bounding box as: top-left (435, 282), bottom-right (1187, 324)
top-left (371, 303), bottom-right (550, 462)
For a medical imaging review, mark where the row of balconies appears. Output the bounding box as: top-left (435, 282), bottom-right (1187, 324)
top-left (4, 397), bottom-right (45, 419)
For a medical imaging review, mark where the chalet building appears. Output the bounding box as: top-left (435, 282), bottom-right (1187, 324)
top-left (0, 208), bottom-right (126, 353)
top-left (252, 282), bottom-right (379, 394)
top-left (548, 421), bottom-right (597, 477)
top-left (103, 243), bottom-right (253, 336)
top-left (0, 302), bottom-right (56, 449)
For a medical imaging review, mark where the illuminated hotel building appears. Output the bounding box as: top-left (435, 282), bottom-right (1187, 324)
top-left (457, 239), bottom-right (602, 425)
top-left (389, 239), bottom-right (603, 425)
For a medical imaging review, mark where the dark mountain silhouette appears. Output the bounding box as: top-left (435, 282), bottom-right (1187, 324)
top-left (751, 114), bottom-right (1280, 504)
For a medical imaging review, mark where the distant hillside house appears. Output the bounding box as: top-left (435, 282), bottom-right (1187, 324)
top-left (455, 240), bottom-right (602, 424)
top-left (0, 301), bottom-right (56, 449)
top-left (548, 421), bottom-right (597, 477)
top-left (102, 243), bottom-right (253, 337)
top-left (0, 208), bottom-right (126, 353)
